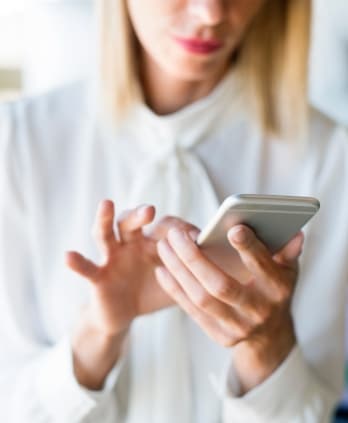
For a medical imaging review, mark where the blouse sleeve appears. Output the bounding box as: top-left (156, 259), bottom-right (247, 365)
top-left (216, 122), bottom-right (348, 423)
top-left (0, 102), bottom-right (126, 423)
top-left (220, 345), bottom-right (340, 423)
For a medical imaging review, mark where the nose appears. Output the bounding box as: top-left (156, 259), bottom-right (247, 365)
top-left (187, 0), bottom-right (224, 26)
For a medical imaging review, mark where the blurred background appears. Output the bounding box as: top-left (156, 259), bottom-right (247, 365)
top-left (0, 0), bottom-right (347, 420)
top-left (0, 0), bottom-right (94, 102)
top-left (0, 0), bottom-right (347, 125)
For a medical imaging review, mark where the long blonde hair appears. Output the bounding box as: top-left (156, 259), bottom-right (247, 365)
top-left (97, 0), bottom-right (311, 139)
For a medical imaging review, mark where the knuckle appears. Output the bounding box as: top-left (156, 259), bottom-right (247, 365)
top-left (235, 324), bottom-right (252, 340)
top-left (273, 283), bottom-right (292, 304)
top-left (230, 285), bottom-right (243, 304)
top-left (259, 305), bottom-right (272, 323)
top-left (219, 334), bottom-right (237, 348)
top-left (194, 292), bottom-right (211, 309)
top-left (252, 306), bottom-right (271, 325)
top-left (211, 277), bottom-right (232, 299)
top-left (249, 309), bottom-right (263, 325)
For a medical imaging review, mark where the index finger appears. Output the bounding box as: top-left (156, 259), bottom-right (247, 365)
top-left (166, 228), bottom-right (245, 305)
top-left (92, 200), bottom-right (118, 259)
top-left (151, 216), bottom-right (200, 241)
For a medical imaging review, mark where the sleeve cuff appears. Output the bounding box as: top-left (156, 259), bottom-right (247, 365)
top-left (216, 346), bottom-right (313, 422)
top-left (35, 336), bottom-right (126, 421)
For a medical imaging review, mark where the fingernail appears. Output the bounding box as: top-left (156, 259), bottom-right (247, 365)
top-left (228, 226), bottom-right (247, 244)
top-left (99, 200), bottom-right (112, 213)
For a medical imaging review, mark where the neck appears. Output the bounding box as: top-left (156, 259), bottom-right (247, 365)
top-left (140, 54), bottom-right (229, 116)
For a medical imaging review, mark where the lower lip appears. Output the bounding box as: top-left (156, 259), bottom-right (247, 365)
top-left (173, 37), bottom-right (223, 55)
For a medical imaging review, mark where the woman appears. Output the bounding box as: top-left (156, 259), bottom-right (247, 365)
top-left (0, 0), bottom-right (347, 422)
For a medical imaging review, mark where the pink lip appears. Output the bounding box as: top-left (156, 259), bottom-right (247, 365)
top-left (173, 36), bottom-right (223, 55)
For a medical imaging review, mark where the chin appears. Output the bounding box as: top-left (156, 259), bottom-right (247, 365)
top-left (162, 58), bottom-right (224, 83)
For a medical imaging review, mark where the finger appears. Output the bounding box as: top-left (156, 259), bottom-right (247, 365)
top-left (166, 228), bottom-right (246, 306)
top-left (157, 239), bottom-right (252, 335)
top-left (273, 232), bottom-right (304, 267)
top-left (155, 266), bottom-right (240, 347)
top-left (65, 251), bottom-right (99, 281)
top-left (227, 225), bottom-right (282, 290)
top-left (228, 225), bottom-right (299, 303)
top-left (165, 229), bottom-right (269, 322)
top-left (151, 216), bottom-right (200, 242)
top-left (117, 205), bottom-right (155, 242)
top-left (92, 200), bottom-right (118, 260)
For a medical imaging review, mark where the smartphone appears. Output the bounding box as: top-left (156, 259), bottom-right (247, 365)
top-left (196, 194), bottom-right (320, 281)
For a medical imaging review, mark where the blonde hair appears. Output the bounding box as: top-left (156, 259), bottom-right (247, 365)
top-left (97, 0), bottom-right (311, 139)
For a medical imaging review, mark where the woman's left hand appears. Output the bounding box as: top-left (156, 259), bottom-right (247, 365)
top-left (155, 224), bottom-right (304, 394)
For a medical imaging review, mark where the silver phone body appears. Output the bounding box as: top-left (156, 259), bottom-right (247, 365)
top-left (196, 194), bottom-right (320, 281)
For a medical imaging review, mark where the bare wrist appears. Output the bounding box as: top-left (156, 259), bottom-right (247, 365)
top-left (233, 314), bottom-right (296, 395)
top-left (72, 309), bottom-right (130, 391)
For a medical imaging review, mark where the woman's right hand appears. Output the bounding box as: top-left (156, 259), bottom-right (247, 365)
top-left (66, 200), bottom-right (174, 338)
top-left (66, 199), bottom-right (172, 389)
top-left (66, 199), bottom-right (200, 390)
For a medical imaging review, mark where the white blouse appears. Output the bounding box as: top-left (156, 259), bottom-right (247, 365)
top-left (0, 70), bottom-right (348, 423)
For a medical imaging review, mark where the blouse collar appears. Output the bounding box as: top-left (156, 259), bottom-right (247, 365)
top-left (125, 67), bottom-right (243, 152)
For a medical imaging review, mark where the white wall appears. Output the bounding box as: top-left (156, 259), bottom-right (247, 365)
top-left (22, 1), bottom-right (95, 93)
top-left (0, 0), bottom-right (94, 96)
top-left (310, 0), bottom-right (348, 125)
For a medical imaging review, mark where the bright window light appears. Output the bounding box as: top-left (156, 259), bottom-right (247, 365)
top-left (0, 0), bottom-right (61, 16)
top-left (0, 1), bottom-right (38, 15)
